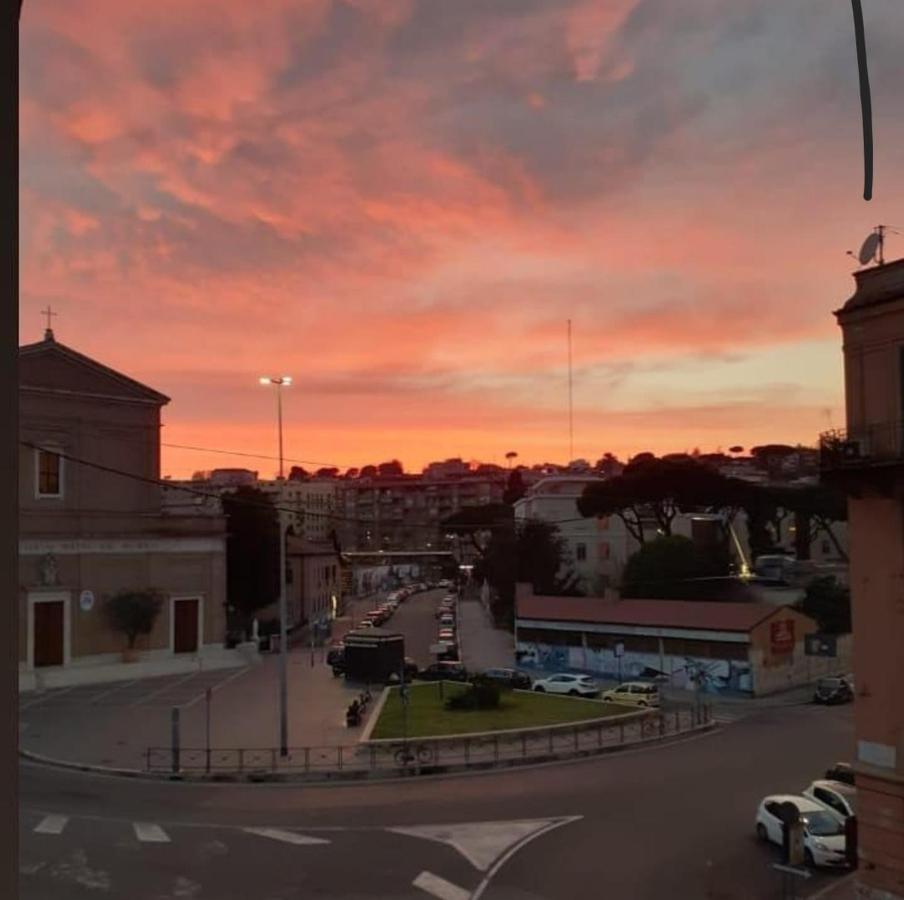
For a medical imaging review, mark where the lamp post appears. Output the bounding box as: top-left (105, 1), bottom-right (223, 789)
top-left (260, 375), bottom-right (292, 756)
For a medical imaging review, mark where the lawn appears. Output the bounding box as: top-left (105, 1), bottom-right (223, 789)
top-left (369, 681), bottom-right (631, 739)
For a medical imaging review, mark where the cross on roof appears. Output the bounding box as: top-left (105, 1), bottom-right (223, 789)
top-left (41, 305), bottom-right (57, 339)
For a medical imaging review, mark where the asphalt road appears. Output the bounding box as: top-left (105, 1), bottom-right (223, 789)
top-left (19, 700), bottom-right (855, 899)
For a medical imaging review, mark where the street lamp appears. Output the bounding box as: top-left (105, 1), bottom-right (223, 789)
top-left (260, 375), bottom-right (292, 757)
top-left (259, 376), bottom-right (292, 479)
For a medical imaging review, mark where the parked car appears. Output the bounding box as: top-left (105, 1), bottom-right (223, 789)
top-left (482, 668), bottom-right (532, 690)
top-left (532, 674), bottom-right (600, 697)
top-left (803, 780), bottom-right (856, 821)
top-left (755, 795), bottom-right (849, 868)
top-left (439, 613), bottom-right (455, 626)
top-left (602, 682), bottom-right (661, 708)
top-left (356, 620), bottom-right (374, 629)
top-left (385, 657), bottom-right (420, 683)
top-left (419, 662), bottom-right (468, 682)
top-left (814, 676), bottom-right (854, 705)
top-left (438, 628), bottom-right (455, 641)
top-left (824, 762), bottom-right (855, 786)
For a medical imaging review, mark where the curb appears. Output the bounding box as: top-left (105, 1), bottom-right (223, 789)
top-left (19, 721), bottom-right (718, 785)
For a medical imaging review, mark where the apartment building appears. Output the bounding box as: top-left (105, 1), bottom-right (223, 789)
top-left (820, 256), bottom-right (904, 899)
top-left (339, 467), bottom-right (507, 551)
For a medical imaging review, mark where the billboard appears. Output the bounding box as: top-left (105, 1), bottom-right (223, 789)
top-left (770, 619), bottom-right (796, 654)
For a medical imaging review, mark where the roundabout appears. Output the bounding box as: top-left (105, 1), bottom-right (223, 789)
top-left (19, 701), bottom-right (854, 899)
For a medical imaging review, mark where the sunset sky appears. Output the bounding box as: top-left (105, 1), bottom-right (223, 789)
top-left (19, 0), bottom-right (904, 478)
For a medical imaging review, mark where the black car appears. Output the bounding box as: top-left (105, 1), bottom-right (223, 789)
top-left (418, 662), bottom-right (468, 682)
top-left (385, 657), bottom-right (419, 684)
top-left (814, 676), bottom-right (854, 705)
top-left (327, 646), bottom-right (344, 668)
top-left (825, 762), bottom-right (855, 786)
top-left (482, 668), bottom-right (532, 690)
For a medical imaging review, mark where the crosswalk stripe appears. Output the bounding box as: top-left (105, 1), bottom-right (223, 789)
top-left (413, 871), bottom-right (470, 900)
top-left (133, 822), bottom-right (170, 843)
top-left (33, 814), bottom-right (68, 835)
top-left (243, 827), bottom-right (330, 846)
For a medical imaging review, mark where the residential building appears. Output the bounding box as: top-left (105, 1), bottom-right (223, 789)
top-left (514, 584), bottom-right (841, 696)
top-left (820, 256), bottom-right (904, 899)
top-left (18, 329), bottom-right (238, 691)
top-left (339, 466), bottom-right (507, 552)
top-left (258, 477), bottom-right (339, 542)
top-left (514, 475), bottom-right (633, 594)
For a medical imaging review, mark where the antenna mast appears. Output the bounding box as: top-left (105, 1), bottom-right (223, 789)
top-left (567, 319), bottom-right (574, 462)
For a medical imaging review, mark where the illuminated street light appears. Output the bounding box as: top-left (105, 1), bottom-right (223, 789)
top-left (259, 375), bottom-right (292, 756)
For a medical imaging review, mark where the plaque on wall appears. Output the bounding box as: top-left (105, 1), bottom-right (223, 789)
top-left (79, 590), bottom-right (95, 611)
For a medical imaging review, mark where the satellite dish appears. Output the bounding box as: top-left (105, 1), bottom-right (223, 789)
top-left (858, 232), bottom-right (881, 265)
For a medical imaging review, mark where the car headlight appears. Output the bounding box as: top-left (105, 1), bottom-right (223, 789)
top-left (813, 841), bottom-right (827, 850)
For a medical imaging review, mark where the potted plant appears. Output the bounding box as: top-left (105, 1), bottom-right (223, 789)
top-left (102, 589), bottom-right (164, 662)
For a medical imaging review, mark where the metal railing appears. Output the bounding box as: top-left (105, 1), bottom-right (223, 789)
top-left (146, 704), bottom-right (712, 776)
top-left (820, 421), bottom-right (904, 469)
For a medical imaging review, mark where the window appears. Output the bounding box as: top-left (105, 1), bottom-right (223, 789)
top-left (575, 543), bottom-right (587, 561)
top-left (821, 540), bottom-right (831, 554)
top-left (598, 541), bottom-right (610, 561)
top-left (36, 447), bottom-right (62, 497)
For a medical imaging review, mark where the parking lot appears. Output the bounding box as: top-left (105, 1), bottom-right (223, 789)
top-left (20, 667), bottom-right (250, 715)
top-left (19, 666), bottom-right (253, 770)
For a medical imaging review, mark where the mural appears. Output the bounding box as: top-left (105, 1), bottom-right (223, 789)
top-left (515, 641), bottom-right (753, 695)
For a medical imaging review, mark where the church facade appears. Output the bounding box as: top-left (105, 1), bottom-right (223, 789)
top-left (18, 328), bottom-right (238, 690)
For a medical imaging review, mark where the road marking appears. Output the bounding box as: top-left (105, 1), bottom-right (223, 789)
top-left (180, 666), bottom-right (252, 709)
top-left (34, 814), bottom-right (68, 835)
top-left (243, 827), bottom-right (330, 846)
top-left (389, 818), bottom-right (567, 872)
top-left (133, 822), bottom-right (171, 843)
top-left (87, 679), bottom-right (141, 704)
top-left (413, 871), bottom-right (470, 900)
top-left (471, 816), bottom-right (582, 900)
top-left (131, 672), bottom-right (202, 707)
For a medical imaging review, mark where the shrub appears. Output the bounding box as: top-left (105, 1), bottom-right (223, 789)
top-left (103, 589), bottom-right (164, 649)
top-left (445, 676), bottom-right (501, 711)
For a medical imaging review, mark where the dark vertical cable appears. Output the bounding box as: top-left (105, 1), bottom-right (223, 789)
top-left (851, 0), bottom-right (873, 201)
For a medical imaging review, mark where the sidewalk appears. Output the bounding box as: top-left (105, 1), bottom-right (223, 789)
top-left (459, 596), bottom-right (515, 672)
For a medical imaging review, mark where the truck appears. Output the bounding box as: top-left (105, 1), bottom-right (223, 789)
top-left (340, 628), bottom-right (405, 683)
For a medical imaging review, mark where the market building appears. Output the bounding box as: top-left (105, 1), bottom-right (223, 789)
top-left (514, 584), bottom-right (845, 696)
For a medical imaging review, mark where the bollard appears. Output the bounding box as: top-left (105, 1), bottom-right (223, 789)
top-left (170, 707), bottom-right (181, 774)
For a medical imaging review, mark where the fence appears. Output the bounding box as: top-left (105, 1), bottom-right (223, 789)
top-left (146, 703), bottom-right (713, 777)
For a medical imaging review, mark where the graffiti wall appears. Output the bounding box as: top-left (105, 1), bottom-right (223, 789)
top-left (515, 640), bottom-right (753, 695)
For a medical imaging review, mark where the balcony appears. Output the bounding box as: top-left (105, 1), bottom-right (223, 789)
top-left (819, 422), bottom-right (904, 493)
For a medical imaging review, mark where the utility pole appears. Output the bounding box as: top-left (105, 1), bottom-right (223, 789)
top-left (567, 319), bottom-right (574, 462)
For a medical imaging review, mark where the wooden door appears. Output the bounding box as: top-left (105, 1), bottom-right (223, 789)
top-left (34, 601), bottom-right (64, 667)
top-left (173, 598), bottom-right (199, 654)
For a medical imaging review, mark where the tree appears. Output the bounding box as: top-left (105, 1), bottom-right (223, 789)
top-left (359, 465), bottom-right (378, 479)
top-left (578, 455), bottom-right (746, 543)
top-left (620, 535), bottom-right (730, 600)
top-left (314, 467), bottom-right (339, 478)
top-left (344, 467), bottom-right (359, 479)
top-left (377, 460), bottom-right (404, 476)
top-left (750, 444), bottom-right (797, 481)
top-left (103, 589), bottom-right (164, 650)
top-left (796, 576), bottom-right (851, 634)
top-left (472, 518), bottom-right (581, 627)
top-left (442, 503), bottom-right (514, 558)
top-left (288, 466), bottom-right (310, 481)
top-left (593, 453), bottom-right (623, 477)
top-left (502, 468), bottom-right (527, 506)
top-left (222, 487), bottom-right (280, 625)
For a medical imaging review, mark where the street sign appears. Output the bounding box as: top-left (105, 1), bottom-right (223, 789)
top-left (614, 642), bottom-right (624, 658)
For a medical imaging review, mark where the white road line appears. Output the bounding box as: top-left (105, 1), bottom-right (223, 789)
top-left (180, 666), bottom-right (253, 710)
top-left (470, 816), bottom-right (582, 900)
top-left (33, 814), bottom-right (68, 835)
top-left (243, 827), bottom-right (330, 846)
top-left (413, 871), bottom-right (470, 900)
top-left (88, 679), bottom-right (141, 704)
top-left (133, 822), bottom-right (171, 843)
top-left (130, 672), bottom-right (202, 707)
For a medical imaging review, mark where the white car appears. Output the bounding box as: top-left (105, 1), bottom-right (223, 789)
top-left (802, 780), bottom-right (856, 821)
top-left (532, 673), bottom-right (600, 698)
top-left (602, 682), bottom-right (660, 708)
top-left (755, 795), bottom-right (849, 869)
